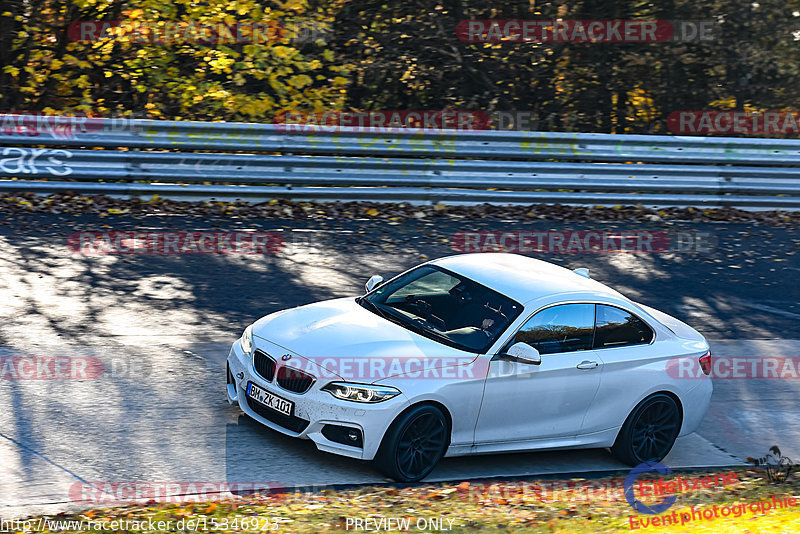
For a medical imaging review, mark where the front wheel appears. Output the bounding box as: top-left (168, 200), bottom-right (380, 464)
top-left (374, 405), bottom-right (449, 482)
top-left (611, 394), bottom-right (681, 466)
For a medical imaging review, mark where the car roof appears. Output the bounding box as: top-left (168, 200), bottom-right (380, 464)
top-left (431, 253), bottom-right (624, 304)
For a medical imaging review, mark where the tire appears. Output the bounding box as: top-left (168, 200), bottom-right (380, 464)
top-left (611, 394), bottom-right (681, 466)
top-left (374, 404), bottom-right (449, 482)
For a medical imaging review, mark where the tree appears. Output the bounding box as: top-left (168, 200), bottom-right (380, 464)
top-left (0, 0), bottom-right (353, 121)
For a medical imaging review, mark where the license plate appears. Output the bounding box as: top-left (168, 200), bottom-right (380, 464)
top-left (246, 382), bottom-right (293, 416)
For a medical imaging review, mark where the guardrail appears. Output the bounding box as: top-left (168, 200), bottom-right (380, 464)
top-left (1, 117), bottom-right (800, 207)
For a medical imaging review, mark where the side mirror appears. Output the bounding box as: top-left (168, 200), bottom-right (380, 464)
top-left (501, 342), bottom-right (541, 365)
top-left (365, 275), bottom-right (384, 293)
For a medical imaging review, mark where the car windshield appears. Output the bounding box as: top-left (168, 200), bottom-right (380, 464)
top-left (360, 265), bottom-right (523, 353)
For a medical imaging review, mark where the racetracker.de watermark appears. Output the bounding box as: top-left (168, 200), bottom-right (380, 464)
top-left (0, 354), bottom-right (167, 380)
top-left (667, 356), bottom-right (800, 379)
top-left (451, 231), bottom-right (713, 254)
top-left (67, 20), bottom-right (325, 44)
top-left (0, 356), bottom-right (104, 380)
top-left (284, 356), bottom-right (482, 381)
top-left (68, 481), bottom-right (286, 505)
top-left (273, 110), bottom-right (491, 132)
top-left (668, 111), bottom-right (800, 135)
top-left (455, 467), bottom-right (737, 506)
top-left (456, 20), bottom-right (715, 43)
top-left (1, 112), bottom-right (141, 139)
top-left (68, 231), bottom-right (284, 255)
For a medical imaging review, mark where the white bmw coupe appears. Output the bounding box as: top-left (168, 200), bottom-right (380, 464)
top-left (226, 253), bottom-right (712, 481)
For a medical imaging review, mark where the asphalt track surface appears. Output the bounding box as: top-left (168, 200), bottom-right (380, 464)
top-left (1, 213), bottom-right (799, 518)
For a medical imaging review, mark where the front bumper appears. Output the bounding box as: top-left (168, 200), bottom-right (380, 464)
top-left (226, 339), bottom-right (408, 460)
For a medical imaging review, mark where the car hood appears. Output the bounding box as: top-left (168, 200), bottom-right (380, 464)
top-left (252, 297), bottom-right (478, 364)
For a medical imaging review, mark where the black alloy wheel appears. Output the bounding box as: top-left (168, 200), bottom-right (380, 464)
top-left (611, 393), bottom-right (681, 465)
top-left (375, 404), bottom-right (449, 482)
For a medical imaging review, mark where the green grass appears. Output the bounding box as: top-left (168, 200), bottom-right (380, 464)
top-left (14, 468), bottom-right (800, 533)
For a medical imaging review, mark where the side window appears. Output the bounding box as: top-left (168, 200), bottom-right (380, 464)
top-left (594, 305), bottom-right (654, 348)
top-left (513, 304), bottom-right (595, 355)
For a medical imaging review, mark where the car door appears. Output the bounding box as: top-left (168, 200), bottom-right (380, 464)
top-left (473, 303), bottom-right (603, 447)
top-left (579, 304), bottom-right (658, 436)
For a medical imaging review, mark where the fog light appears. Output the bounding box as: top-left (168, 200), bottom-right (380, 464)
top-left (321, 424), bottom-right (363, 448)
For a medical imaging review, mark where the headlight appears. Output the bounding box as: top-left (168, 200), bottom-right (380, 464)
top-left (240, 325), bottom-right (254, 355)
top-left (322, 382), bottom-right (400, 403)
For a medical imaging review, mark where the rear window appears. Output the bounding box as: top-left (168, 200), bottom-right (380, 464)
top-left (594, 305), bottom-right (653, 349)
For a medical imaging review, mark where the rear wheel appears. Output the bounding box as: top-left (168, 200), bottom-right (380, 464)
top-left (611, 394), bottom-right (681, 466)
top-left (374, 405), bottom-right (449, 482)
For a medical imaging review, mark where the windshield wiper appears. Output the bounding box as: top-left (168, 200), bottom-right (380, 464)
top-left (359, 297), bottom-right (394, 322)
top-left (403, 318), bottom-right (476, 352)
top-left (409, 320), bottom-right (454, 344)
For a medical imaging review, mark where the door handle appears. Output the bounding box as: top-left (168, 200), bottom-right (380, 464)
top-left (576, 360), bottom-right (599, 370)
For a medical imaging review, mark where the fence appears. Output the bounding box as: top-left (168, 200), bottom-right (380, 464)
top-left (1, 117), bottom-right (799, 208)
